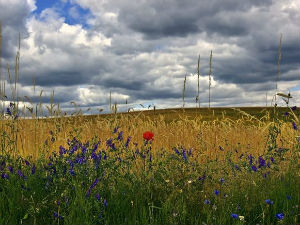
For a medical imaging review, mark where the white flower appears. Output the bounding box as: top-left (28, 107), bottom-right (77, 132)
top-left (239, 216), bottom-right (245, 221)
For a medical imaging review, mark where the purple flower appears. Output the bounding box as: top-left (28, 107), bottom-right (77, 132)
top-left (259, 156), bottom-right (266, 167)
top-left (204, 199), bottom-right (210, 205)
top-left (276, 213), bottom-right (284, 220)
top-left (113, 126), bottom-right (119, 133)
top-left (31, 164), bottom-right (36, 174)
top-left (104, 199), bottom-right (107, 208)
top-left (284, 111), bottom-right (289, 116)
top-left (286, 195), bottom-right (291, 200)
top-left (8, 166), bottom-right (13, 173)
top-left (6, 107), bottom-right (12, 116)
top-left (291, 106), bottom-right (297, 111)
top-left (182, 150), bottom-right (188, 162)
top-left (219, 146), bottom-right (224, 151)
top-left (231, 213), bottom-right (238, 219)
top-left (17, 170), bottom-right (25, 178)
top-left (188, 148), bottom-right (193, 156)
top-left (292, 122), bottom-right (297, 130)
top-left (96, 193), bottom-right (101, 202)
top-left (125, 136), bottom-right (131, 148)
top-left (248, 154), bottom-right (254, 165)
top-left (117, 131), bottom-right (123, 141)
top-left (270, 157), bottom-right (274, 163)
top-left (53, 212), bottom-right (58, 218)
top-left (220, 178), bottom-right (225, 183)
top-left (24, 160), bottom-right (30, 166)
top-left (173, 147), bottom-right (180, 156)
top-left (90, 178), bottom-right (99, 190)
top-left (214, 189), bottom-right (220, 195)
top-left (1, 173), bottom-right (9, 179)
top-left (265, 199), bottom-right (274, 205)
top-left (251, 165), bottom-right (257, 172)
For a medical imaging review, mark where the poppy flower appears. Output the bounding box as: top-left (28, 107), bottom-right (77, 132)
top-left (143, 131), bottom-right (154, 141)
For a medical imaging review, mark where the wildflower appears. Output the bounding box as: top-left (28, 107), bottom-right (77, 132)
top-left (258, 156), bottom-right (266, 167)
top-left (182, 150), bottom-right (188, 162)
top-left (173, 147), bottom-right (181, 155)
top-left (220, 178), bottom-right (225, 183)
top-left (248, 154), bottom-right (254, 165)
top-left (292, 106), bottom-right (297, 111)
top-left (143, 131), bottom-right (154, 141)
top-left (125, 136), bottom-right (131, 148)
top-left (96, 193), bottom-right (101, 202)
top-left (214, 189), bottom-right (220, 195)
top-left (8, 166), bottom-right (13, 173)
top-left (31, 164), bottom-right (36, 175)
top-left (265, 199), bottom-right (274, 205)
top-left (53, 212), bottom-right (59, 218)
top-left (187, 180), bottom-right (192, 184)
top-left (24, 160), bottom-right (30, 166)
top-left (251, 165), bottom-right (257, 172)
top-left (165, 179), bottom-right (170, 183)
top-left (292, 122), bottom-right (297, 130)
top-left (239, 216), bottom-right (244, 221)
top-left (270, 157), bottom-right (275, 163)
top-left (117, 131), bottom-right (123, 141)
top-left (204, 199), bottom-right (210, 205)
top-left (231, 213), bottom-right (239, 219)
top-left (113, 126), bottom-right (119, 133)
top-left (104, 199), bottom-right (107, 208)
top-left (17, 170), bottom-right (25, 178)
top-left (286, 195), bottom-right (291, 200)
top-left (6, 107), bottom-right (12, 116)
top-left (276, 213), bottom-right (284, 220)
top-left (1, 173), bottom-right (9, 179)
top-left (219, 146), bottom-right (224, 151)
top-left (188, 148), bottom-right (193, 156)
top-left (284, 111), bottom-right (289, 116)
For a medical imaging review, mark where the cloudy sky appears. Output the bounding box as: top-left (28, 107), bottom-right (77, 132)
top-left (0, 0), bottom-right (299, 117)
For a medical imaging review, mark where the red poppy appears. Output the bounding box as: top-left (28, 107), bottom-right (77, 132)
top-left (143, 131), bottom-right (154, 141)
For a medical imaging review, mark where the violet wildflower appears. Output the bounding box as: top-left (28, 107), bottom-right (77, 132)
top-left (188, 148), bottom-right (193, 156)
top-left (220, 178), bottom-right (225, 183)
top-left (292, 122), bottom-right (297, 130)
top-left (125, 136), bottom-right (131, 148)
top-left (173, 147), bottom-right (180, 155)
top-left (258, 156), bottom-right (266, 167)
top-left (292, 106), bottom-right (297, 111)
top-left (104, 199), bottom-right (107, 208)
top-left (90, 178), bottom-right (99, 190)
top-left (182, 150), bottom-right (188, 162)
top-left (17, 170), bottom-right (25, 178)
top-left (214, 189), bottom-right (220, 195)
top-left (231, 213), bottom-right (239, 219)
top-left (219, 146), bottom-right (224, 151)
top-left (1, 173), bottom-right (9, 179)
top-left (117, 131), bottom-right (123, 141)
top-left (270, 157), bottom-right (274, 163)
top-left (265, 199), bottom-right (274, 205)
top-left (31, 164), bottom-right (36, 174)
top-left (204, 199), bottom-right (210, 205)
top-left (284, 112), bottom-right (289, 116)
top-left (276, 213), bottom-right (284, 220)
top-left (286, 195), bottom-right (291, 200)
top-left (8, 166), bottom-right (13, 174)
top-left (96, 193), bottom-right (101, 202)
top-left (251, 165), bottom-right (257, 172)
top-left (24, 160), bottom-right (30, 166)
top-left (53, 212), bottom-right (58, 218)
top-left (248, 154), bottom-right (253, 165)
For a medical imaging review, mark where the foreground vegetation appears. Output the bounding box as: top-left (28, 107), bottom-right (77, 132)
top-left (0, 102), bottom-right (299, 225)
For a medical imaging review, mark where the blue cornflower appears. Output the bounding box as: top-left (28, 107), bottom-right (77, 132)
top-left (292, 122), bottom-right (297, 130)
top-left (276, 213), bottom-right (284, 220)
top-left (251, 165), bottom-right (257, 172)
top-left (284, 111), bottom-right (289, 116)
top-left (117, 131), bottom-right (123, 141)
top-left (90, 178), bottom-right (99, 190)
top-left (265, 199), bottom-right (274, 205)
top-left (69, 168), bottom-right (76, 176)
top-left (204, 199), bottom-right (210, 205)
top-left (24, 160), bottom-right (30, 166)
top-left (104, 199), bottom-right (107, 208)
top-left (220, 178), bottom-right (225, 183)
top-left (231, 213), bottom-right (238, 219)
top-left (6, 107), bottom-right (12, 116)
top-left (270, 157), bottom-right (274, 163)
top-left (248, 154), bottom-right (253, 165)
top-left (214, 189), bottom-right (220, 195)
top-left (188, 148), bottom-right (193, 156)
top-left (292, 106), bottom-right (297, 111)
top-left (286, 195), bottom-right (291, 200)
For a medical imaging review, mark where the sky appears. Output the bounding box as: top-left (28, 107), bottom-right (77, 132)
top-left (0, 0), bottom-right (299, 117)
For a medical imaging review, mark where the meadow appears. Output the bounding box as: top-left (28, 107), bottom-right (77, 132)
top-left (0, 31), bottom-right (299, 225)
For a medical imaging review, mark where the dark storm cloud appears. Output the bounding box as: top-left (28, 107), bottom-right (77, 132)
top-left (116, 0), bottom-right (273, 38)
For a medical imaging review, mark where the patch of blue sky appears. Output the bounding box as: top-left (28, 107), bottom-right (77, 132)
top-left (31, 0), bottom-right (92, 29)
top-left (290, 85), bottom-right (300, 92)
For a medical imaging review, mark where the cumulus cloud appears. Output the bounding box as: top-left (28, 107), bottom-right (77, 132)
top-left (0, 0), bottom-right (299, 117)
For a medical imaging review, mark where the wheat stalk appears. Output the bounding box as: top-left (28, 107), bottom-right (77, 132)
top-left (208, 50), bottom-right (213, 109)
top-left (197, 54), bottom-right (200, 108)
top-left (182, 74), bottom-right (186, 108)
